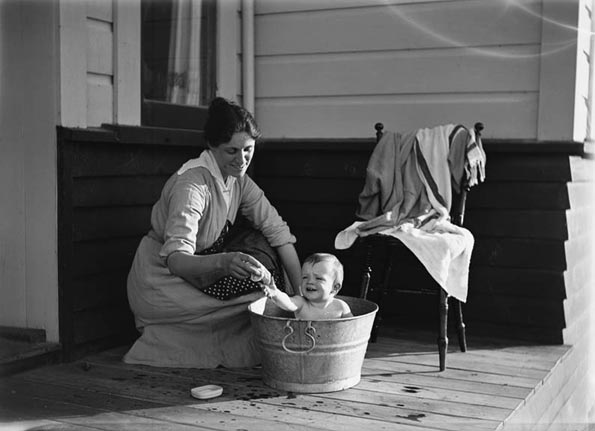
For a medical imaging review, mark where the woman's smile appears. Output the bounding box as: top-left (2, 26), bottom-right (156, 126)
top-left (210, 132), bottom-right (255, 179)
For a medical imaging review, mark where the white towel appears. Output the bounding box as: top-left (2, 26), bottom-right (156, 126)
top-left (335, 218), bottom-right (473, 302)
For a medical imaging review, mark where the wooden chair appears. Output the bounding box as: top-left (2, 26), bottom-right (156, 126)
top-left (358, 122), bottom-right (484, 371)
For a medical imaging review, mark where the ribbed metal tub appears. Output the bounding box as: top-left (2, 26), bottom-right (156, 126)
top-left (248, 296), bottom-right (378, 393)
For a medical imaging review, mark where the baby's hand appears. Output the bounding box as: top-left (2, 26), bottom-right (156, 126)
top-left (246, 261), bottom-right (272, 286)
top-left (261, 283), bottom-right (274, 297)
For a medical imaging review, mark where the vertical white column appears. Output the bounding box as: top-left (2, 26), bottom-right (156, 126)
top-left (242, 0), bottom-right (255, 113)
top-left (114, 0), bottom-right (141, 125)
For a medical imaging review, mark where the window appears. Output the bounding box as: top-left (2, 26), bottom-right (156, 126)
top-left (141, 0), bottom-right (217, 129)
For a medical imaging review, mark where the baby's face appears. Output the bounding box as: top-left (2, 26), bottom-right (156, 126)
top-left (300, 261), bottom-right (336, 302)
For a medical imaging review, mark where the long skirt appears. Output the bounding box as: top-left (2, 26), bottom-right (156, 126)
top-left (124, 225), bottom-right (282, 369)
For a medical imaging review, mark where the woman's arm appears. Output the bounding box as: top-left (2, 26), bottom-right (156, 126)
top-left (167, 251), bottom-right (263, 288)
top-left (275, 243), bottom-right (302, 295)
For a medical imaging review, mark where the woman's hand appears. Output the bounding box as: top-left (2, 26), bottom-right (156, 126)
top-left (224, 252), bottom-right (263, 280)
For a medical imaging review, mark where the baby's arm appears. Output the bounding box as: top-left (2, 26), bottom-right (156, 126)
top-left (262, 282), bottom-right (305, 313)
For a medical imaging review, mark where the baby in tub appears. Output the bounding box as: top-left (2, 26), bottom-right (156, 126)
top-left (250, 253), bottom-right (353, 320)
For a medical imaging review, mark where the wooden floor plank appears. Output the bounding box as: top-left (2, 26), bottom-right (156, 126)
top-left (0, 376), bottom-right (329, 431)
top-left (370, 339), bottom-right (562, 371)
top-left (353, 377), bottom-right (520, 409)
top-left (0, 331), bottom-right (573, 431)
top-left (13, 356), bottom-right (500, 431)
top-left (0, 389), bottom-right (212, 431)
top-left (361, 358), bottom-right (540, 388)
top-left (192, 399), bottom-right (428, 431)
top-left (0, 417), bottom-right (96, 431)
top-left (79, 347), bottom-right (521, 410)
top-left (252, 392), bottom-right (500, 431)
top-left (368, 352), bottom-right (548, 380)
top-left (359, 366), bottom-right (531, 399)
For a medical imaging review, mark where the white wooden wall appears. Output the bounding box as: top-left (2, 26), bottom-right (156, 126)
top-left (253, 0), bottom-right (590, 140)
top-left (60, 0), bottom-right (140, 127)
top-left (0, 0), bottom-right (60, 341)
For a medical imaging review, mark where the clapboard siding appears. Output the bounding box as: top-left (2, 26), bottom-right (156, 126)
top-left (57, 126), bottom-right (205, 359)
top-left (86, 8), bottom-right (113, 126)
top-left (256, 96), bottom-right (538, 139)
top-left (254, 0), bottom-right (543, 139)
top-left (258, 46), bottom-right (540, 97)
top-left (255, 0), bottom-right (542, 54)
top-left (87, 19), bottom-right (113, 75)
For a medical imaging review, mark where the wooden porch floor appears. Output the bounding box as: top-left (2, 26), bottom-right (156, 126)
top-left (0, 329), bottom-right (578, 431)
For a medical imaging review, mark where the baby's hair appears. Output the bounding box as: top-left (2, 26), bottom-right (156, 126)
top-left (303, 253), bottom-right (344, 292)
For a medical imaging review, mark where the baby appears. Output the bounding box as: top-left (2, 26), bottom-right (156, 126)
top-left (250, 253), bottom-right (353, 320)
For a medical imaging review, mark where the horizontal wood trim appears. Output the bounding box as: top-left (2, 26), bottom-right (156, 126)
top-left (468, 266), bottom-right (566, 300)
top-left (256, 0), bottom-right (541, 55)
top-left (72, 238), bottom-right (141, 277)
top-left (257, 94), bottom-right (538, 139)
top-left (465, 209), bottom-right (568, 240)
top-left (102, 124), bottom-right (206, 147)
top-left (472, 237), bottom-right (566, 271)
top-left (58, 125), bottom-right (206, 147)
top-left (73, 207), bottom-right (151, 242)
top-left (73, 176), bottom-right (168, 207)
top-left (259, 138), bottom-right (585, 157)
top-left (467, 183), bottom-right (570, 210)
top-left (256, 0), bottom-right (455, 14)
top-left (72, 271), bottom-right (131, 312)
top-left (257, 46), bottom-right (540, 97)
top-left (259, 177), bottom-right (364, 203)
top-left (379, 291), bottom-right (566, 330)
top-left (72, 306), bottom-right (136, 345)
top-left (69, 145), bottom-right (199, 177)
top-left (274, 202), bottom-right (569, 241)
top-left (274, 202), bottom-right (361, 230)
top-left (464, 295), bottom-right (566, 329)
top-left (288, 226), bottom-right (567, 271)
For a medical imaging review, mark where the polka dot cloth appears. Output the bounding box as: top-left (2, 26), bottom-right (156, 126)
top-left (198, 221), bottom-right (285, 300)
top-left (201, 271), bottom-right (285, 301)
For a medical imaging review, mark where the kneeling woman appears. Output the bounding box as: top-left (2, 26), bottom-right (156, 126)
top-left (125, 97), bottom-right (301, 368)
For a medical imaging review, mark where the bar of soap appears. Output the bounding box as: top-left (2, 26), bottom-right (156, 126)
top-left (190, 385), bottom-right (223, 400)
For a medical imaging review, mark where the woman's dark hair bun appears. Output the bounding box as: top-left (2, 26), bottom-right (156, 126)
top-left (204, 97), bottom-right (261, 147)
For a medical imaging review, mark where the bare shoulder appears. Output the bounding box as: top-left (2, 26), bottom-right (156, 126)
top-left (335, 298), bottom-right (353, 317)
top-left (291, 295), bottom-right (307, 306)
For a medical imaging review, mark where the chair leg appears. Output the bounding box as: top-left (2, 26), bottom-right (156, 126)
top-left (369, 248), bottom-right (396, 343)
top-left (437, 289), bottom-right (449, 371)
top-left (454, 299), bottom-right (467, 352)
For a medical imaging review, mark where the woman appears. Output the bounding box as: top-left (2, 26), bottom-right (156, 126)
top-left (124, 97), bottom-right (301, 368)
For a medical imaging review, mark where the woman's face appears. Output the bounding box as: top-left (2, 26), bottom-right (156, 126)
top-left (209, 132), bottom-right (255, 179)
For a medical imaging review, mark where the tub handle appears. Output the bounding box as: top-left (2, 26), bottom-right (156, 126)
top-left (281, 321), bottom-right (316, 354)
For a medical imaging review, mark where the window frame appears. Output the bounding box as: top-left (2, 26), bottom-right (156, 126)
top-left (140, 0), bottom-right (217, 130)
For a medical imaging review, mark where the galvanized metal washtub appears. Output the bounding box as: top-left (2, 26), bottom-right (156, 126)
top-left (248, 296), bottom-right (378, 393)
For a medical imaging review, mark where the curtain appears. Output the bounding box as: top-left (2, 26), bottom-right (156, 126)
top-left (166, 0), bottom-right (202, 105)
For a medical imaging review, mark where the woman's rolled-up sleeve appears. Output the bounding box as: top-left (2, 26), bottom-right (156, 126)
top-left (159, 181), bottom-right (208, 260)
top-left (240, 176), bottom-right (296, 247)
